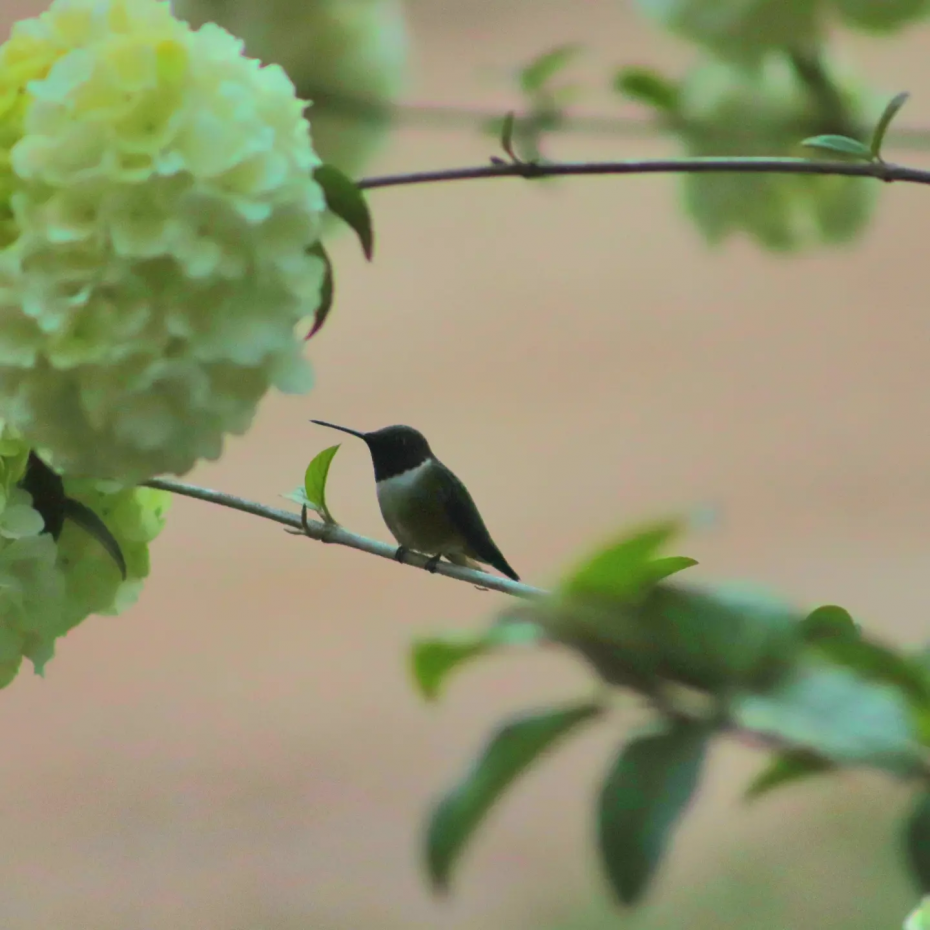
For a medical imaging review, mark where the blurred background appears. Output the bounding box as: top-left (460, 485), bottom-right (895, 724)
top-left (2, 0), bottom-right (929, 927)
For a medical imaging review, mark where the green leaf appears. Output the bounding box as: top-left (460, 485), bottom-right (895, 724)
top-left (313, 164), bottom-right (374, 260)
top-left (282, 487), bottom-right (312, 508)
top-left (905, 897), bottom-right (930, 930)
top-left (561, 521), bottom-right (683, 600)
top-left (61, 499), bottom-right (127, 580)
top-left (598, 720), bottom-right (709, 904)
top-left (799, 604), bottom-right (860, 642)
top-left (425, 701), bottom-right (602, 890)
top-left (613, 67), bottom-right (679, 112)
top-left (303, 444), bottom-right (340, 524)
top-left (835, 0), bottom-right (929, 34)
top-left (411, 621), bottom-right (543, 701)
top-left (519, 44), bottom-right (580, 96)
top-left (871, 91), bottom-right (910, 159)
top-left (500, 110), bottom-right (518, 162)
top-left (801, 134), bottom-right (874, 160)
top-left (645, 556), bottom-right (699, 583)
top-left (533, 581), bottom-right (801, 695)
top-left (810, 634), bottom-right (930, 711)
top-left (905, 792), bottom-right (930, 893)
top-left (733, 660), bottom-right (924, 773)
top-left (305, 242), bottom-right (334, 340)
top-left (744, 750), bottom-right (833, 800)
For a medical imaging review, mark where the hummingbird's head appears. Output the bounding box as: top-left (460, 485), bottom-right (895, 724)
top-left (310, 420), bottom-right (433, 480)
top-left (361, 425), bottom-right (433, 480)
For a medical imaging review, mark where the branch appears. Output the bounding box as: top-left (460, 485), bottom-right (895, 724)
top-left (144, 477), bottom-right (547, 600)
top-left (357, 154), bottom-right (930, 191)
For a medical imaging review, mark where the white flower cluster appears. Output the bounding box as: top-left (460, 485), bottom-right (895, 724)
top-left (0, 0), bottom-right (328, 481)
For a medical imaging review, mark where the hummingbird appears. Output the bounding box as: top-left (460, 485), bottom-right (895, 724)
top-left (310, 420), bottom-right (520, 581)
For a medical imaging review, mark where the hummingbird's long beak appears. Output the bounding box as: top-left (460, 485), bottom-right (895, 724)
top-left (310, 419), bottom-right (367, 440)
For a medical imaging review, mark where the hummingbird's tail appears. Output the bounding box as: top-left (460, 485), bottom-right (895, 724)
top-left (492, 553), bottom-right (520, 582)
top-left (449, 549), bottom-right (519, 582)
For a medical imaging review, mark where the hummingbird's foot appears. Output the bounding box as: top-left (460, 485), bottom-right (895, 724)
top-left (394, 545), bottom-right (409, 564)
top-left (424, 554), bottom-right (442, 574)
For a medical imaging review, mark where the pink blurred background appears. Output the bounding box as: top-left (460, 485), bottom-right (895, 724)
top-left (1, 1), bottom-right (929, 927)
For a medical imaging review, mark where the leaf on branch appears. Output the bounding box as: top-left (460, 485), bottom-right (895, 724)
top-left (305, 242), bottom-right (334, 340)
top-left (500, 111), bottom-right (519, 162)
top-left (905, 896), bottom-right (930, 930)
top-left (733, 660), bottom-right (925, 774)
top-left (799, 604), bottom-right (861, 642)
top-left (905, 792), bottom-right (930, 893)
top-left (62, 498), bottom-right (127, 580)
top-left (411, 620), bottom-right (543, 701)
top-left (810, 633), bottom-right (930, 712)
top-left (870, 91), bottom-right (910, 160)
top-left (560, 520), bottom-right (689, 600)
top-left (744, 750), bottom-right (833, 800)
top-left (801, 134), bottom-right (874, 161)
top-left (597, 719), bottom-right (710, 904)
top-left (19, 452), bottom-right (127, 578)
top-left (302, 444), bottom-right (340, 524)
top-left (519, 44), bottom-right (581, 96)
top-left (313, 164), bottom-right (375, 260)
top-left (613, 67), bottom-right (679, 112)
top-left (425, 701), bottom-right (602, 891)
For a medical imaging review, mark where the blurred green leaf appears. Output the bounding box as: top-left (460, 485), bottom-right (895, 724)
top-left (636, 583), bottom-right (801, 690)
top-left (314, 164), bottom-right (374, 260)
top-left (303, 444), bottom-right (340, 524)
top-left (635, 0), bottom-right (820, 67)
top-left (646, 556), bottom-right (699, 582)
top-left (905, 897), bottom-right (930, 930)
top-left (598, 719), bottom-right (709, 904)
top-left (745, 750), bottom-right (833, 800)
top-left (519, 44), bottom-right (580, 96)
top-left (411, 621), bottom-right (543, 701)
top-left (626, 583), bottom-right (799, 691)
top-left (734, 661), bottom-right (924, 773)
top-left (906, 793), bottom-right (930, 893)
top-left (870, 91), bottom-right (911, 159)
top-left (800, 604), bottom-right (860, 642)
top-left (834, 0), bottom-right (930, 33)
top-left (500, 110), bottom-right (518, 161)
top-left (614, 67), bottom-right (679, 112)
top-left (810, 635), bottom-right (930, 712)
top-left (305, 242), bottom-right (334, 340)
top-left (561, 521), bottom-right (684, 600)
top-left (801, 134), bottom-right (874, 160)
top-left (532, 581), bottom-right (800, 695)
top-left (425, 701), bottom-right (602, 890)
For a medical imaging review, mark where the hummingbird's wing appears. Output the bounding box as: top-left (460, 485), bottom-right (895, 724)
top-left (436, 464), bottom-right (520, 581)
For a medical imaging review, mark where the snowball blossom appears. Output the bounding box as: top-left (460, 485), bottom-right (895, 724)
top-left (171, 0), bottom-right (409, 176)
top-left (0, 0), bottom-right (327, 481)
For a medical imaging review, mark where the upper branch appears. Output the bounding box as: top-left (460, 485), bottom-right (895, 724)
top-left (358, 155), bottom-right (925, 191)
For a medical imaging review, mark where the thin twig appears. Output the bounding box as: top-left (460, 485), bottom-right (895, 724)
top-left (144, 477), bottom-right (547, 600)
top-left (358, 155), bottom-right (927, 191)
